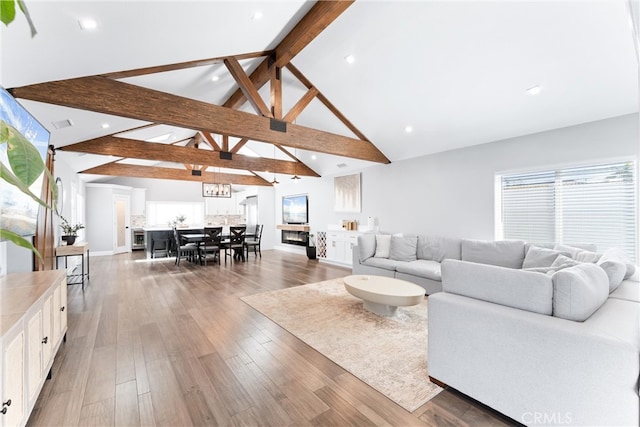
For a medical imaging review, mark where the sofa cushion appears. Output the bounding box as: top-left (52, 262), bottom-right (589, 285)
top-left (357, 233), bottom-right (376, 262)
top-left (522, 246), bottom-right (567, 269)
top-left (389, 235), bottom-right (418, 262)
top-left (596, 257), bottom-right (626, 293)
top-left (552, 263), bottom-right (609, 322)
top-left (550, 254), bottom-right (582, 270)
top-left (609, 279), bottom-right (640, 303)
top-left (441, 259), bottom-right (553, 315)
top-left (599, 248), bottom-right (636, 280)
top-left (396, 259), bottom-right (442, 281)
top-left (362, 256), bottom-right (403, 271)
top-left (374, 234), bottom-right (391, 258)
top-left (574, 250), bottom-right (602, 263)
top-left (461, 239), bottom-right (525, 269)
top-left (416, 235), bottom-right (462, 261)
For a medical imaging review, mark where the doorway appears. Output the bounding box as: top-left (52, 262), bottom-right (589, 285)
top-left (113, 195), bottom-right (131, 254)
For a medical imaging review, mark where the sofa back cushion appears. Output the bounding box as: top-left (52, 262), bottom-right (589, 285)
top-left (374, 234), bottom-right (391, 258)
top-left (389, 235), bottom-right (418, 262)
top-left (552, 263), bottom-right (609, 321)
top-left (597, 257), bottom-right (626, 293)
top-left (522, 246), bottom-right (569, 269)
top-left (357, 233), bottom-right (377, 262)
top-left (461, 239), bottom-right (526, 269)
top-left (417, 235), bottom-right (462, 261)
top-left (441, 259), bottom-right (553, 315)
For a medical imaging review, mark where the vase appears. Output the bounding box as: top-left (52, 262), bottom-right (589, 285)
top-left (62, 235), bottom-right (76, 245)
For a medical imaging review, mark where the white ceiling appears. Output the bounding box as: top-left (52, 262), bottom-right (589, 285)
top-left (0, 0), bottom-right (637, 187)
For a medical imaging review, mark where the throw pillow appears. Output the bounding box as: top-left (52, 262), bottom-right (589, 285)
top-left (597, 257), bottom-right (626, 292)
top-left (374, 234), bottom-right (391, 258)
top-left (389, 235), bottom-right (418, 261)
top-left (553, 243), bottom-right (584, 258)
top-left (599, 248), bottom-right (636, 280)
top-left (574, 250), bottom-right (602, 263)
top-left (357, 233), bottom-right (376, 262)
top-left (522, 246), bottom-right (567, 269)
top-left (550, 254), bottom-right (582, 270)
top-left (552, 263), bottom-right (609, 322)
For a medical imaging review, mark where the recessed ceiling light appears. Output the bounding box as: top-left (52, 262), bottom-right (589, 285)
top-left (78, 18), bottom-right (98, 31)
top-left (344, 55), bottom-right (355, 64)
top-left (211, 75), bottom-right (220, 82)
top-left (252, 11), bottom-right (263, 20)
top-left (101, 123), bottom-right (110, 129)
top-left (526, 85), bottom-right (542, 96)
top-left (311, 155), bottom-right (317, 160)
top-left (404, 125), bottom-right (413, 133)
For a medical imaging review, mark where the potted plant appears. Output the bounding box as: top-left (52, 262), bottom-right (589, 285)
top-left (169, 214), bottom-right (187, 228)
top-left (306, 233), bottom-right (317, 260)
top-left (59, 216), bottom-right (84, 245)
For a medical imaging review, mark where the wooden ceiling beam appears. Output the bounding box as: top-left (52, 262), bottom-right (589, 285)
top-left (223, 1), bottom-right (354, 110)
top-left (11, 77), bottom-right (389, 163)
top-left (222, 135), bottom-right (229, 152)
top-left (271, 66), bottom-right (282, 119)
top-left (230, 138), bottom-right (249, 154)
top-left (224, 57), bottom-right (273, 117)
top-left (286, 63), bottom-right (370, 141)
top-left (100, 50), bottom-right (273, 80)
top-left (284, 87), bottom-right (319, 122)
top-left (59, 135), bottom-right (320, 177)
top-left (80, 163), bottom-right (273, 186)
top-left (200, 132), bottom-right (220, 151)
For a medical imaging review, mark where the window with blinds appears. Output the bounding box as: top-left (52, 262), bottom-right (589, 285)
top-left (498, 161), bottom-right (637, 261)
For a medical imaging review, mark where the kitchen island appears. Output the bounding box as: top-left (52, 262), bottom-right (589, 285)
top-left (143, 227), bottom-right (204, 259)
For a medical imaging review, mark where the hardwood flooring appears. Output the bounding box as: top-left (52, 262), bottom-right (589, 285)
top-left (27, 250), bottom-right (513, 426)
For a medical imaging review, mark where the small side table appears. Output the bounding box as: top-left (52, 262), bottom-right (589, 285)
top-left (55, 241), bottom-right (90, 289)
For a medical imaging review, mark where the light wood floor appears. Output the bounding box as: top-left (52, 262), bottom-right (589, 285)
top-left (27, 250), bottom-right (513, 427)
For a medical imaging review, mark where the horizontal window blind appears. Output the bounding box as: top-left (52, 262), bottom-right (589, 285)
top-left (500, 161), bottom-right (636, 261)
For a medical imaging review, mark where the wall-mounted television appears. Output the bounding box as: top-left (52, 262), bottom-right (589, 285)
top-left (283, 194), bottom-right (308, 224)
top-left (0, 86), bottom-right (50, 238)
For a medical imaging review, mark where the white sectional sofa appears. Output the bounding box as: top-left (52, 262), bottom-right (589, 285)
top-left (353, 233), bottom-right (640, 425)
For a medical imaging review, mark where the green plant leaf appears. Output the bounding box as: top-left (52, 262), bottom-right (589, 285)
top-left (0, 0), bottom-right (17, 26)
top-left (0, 228), bottom-right (43, 261)
top-left (3, 121), bottom-right (45, 187)
top-left (0, 161), bottom-right (50, 209)
top-left (16, 0), bottom-right (36, 36)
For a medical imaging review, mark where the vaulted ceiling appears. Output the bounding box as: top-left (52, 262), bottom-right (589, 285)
top-left (1, 0), bottom-right (637, 189)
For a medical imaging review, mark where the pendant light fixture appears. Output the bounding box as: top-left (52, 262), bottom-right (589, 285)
top-left (291, 148), bottom-right (301, 183)
top-left (271, 145), bottom-right (279, 186)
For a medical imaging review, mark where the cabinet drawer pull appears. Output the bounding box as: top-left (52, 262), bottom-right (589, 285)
top-left (61, 306), bottom-right (65, 312)
top-left (1, 407), bottom-right (6, 415)
top-left (3, 399), bottom-right (11, 407)
top-left (42, 336), bottom-right (48, 344)
top-left (1, 399), bottom-right (11, 414)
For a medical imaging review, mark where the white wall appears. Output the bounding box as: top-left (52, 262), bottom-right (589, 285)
top-left (274, 113), bottom-right (638, 241)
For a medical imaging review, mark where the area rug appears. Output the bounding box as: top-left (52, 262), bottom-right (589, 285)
top-left (241, 278), bottom-right (442, 412)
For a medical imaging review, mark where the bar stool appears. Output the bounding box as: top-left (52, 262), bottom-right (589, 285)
top-left (151, 237), bottom-right (170, 258)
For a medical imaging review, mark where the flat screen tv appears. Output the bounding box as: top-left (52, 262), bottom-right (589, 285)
top-left (0, 86), bottom-right (50, 238)
top-left (282, 194), bottom-right (308, 224)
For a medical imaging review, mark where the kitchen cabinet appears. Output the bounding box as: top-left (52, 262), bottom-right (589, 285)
top-left (2, 328), bottom-right (24, 427)
top-left (131, 188), bottom-right (146, 216)
top-left (0, 270), bottom-right (67, 427)
top-left (325, 231), bottom-right (362, 266)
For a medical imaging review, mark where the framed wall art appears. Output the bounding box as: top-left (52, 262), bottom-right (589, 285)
top-left (334, 173), bottom-right (361, 212)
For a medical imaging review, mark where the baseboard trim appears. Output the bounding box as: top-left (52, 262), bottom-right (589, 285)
top-left (90, 250), bottom-right (114, 256)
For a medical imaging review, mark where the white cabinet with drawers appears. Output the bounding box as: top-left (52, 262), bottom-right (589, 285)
top-left (1, 270), bottom-right (67, 427)
top-left (325, 231), bottom-right (363, 267)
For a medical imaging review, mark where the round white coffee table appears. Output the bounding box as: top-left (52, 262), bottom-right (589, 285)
top-left (343, 274), bottom-right (425, 316)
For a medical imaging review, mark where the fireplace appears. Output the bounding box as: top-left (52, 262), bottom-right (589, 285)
top-left (281, 230), bottom-right (308, 246)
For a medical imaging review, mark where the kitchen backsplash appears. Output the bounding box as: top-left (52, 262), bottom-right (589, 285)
top-left (131, 215), bottom-right (146, 227)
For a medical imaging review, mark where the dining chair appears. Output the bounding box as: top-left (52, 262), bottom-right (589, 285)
top-left (200, 227), bottom-right (223, 265)
top-left (244, 224), bottom-right (263, 258)
top-left (173, 228), bottom-right (198, 266)
top-left (222, 226), bottom-right (246, 263)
